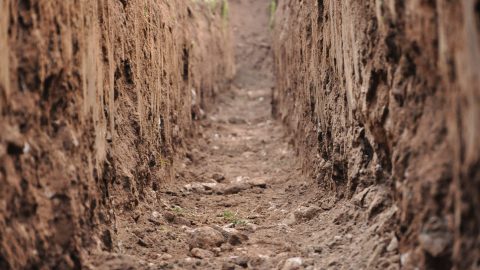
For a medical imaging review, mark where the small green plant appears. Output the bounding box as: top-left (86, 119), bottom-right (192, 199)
top-left (222, 210), bottom-right (247, 226)
top-left (158, 157), bottom-right (170, 167)
top-left (221, 0), bottom-right (229, 20)
top-left (269, 0), bottom-right (277, 29)
top-left (172, 205), bottom-right (184, 214)
top-left (204, 0), bottom-right (217, 11)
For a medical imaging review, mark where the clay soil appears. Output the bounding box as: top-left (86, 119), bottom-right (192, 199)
top-left (85, 1), bottom-right (400, 269)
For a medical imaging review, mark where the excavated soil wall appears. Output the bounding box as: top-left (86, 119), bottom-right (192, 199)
top-left (0, 1), bottom-right (233, 268)
top-left (272, 0), bottom-right (479, 269)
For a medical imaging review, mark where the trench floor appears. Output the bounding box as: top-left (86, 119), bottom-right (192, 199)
top-left (87, 84), bottom-right (399, 270)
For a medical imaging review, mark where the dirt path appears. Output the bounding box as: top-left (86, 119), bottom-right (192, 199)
top-left (87, 1), bottom-right (400, 269)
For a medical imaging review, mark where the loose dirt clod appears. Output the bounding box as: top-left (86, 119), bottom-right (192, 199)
top-left (188, 227), bottom-right (226, 250)
top-left (191, 248), bottom-right (215, 259)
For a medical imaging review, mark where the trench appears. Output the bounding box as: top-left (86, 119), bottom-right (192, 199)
top-left (1, 0), bottom-right (479, 269)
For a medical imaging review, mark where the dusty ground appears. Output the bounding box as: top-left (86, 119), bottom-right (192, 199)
top-left (86, 85), bottom-right (399, 269)
top-left (86, 1), bottom-right (399, 269)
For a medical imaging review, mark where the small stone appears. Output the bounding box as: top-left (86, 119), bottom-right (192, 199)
top-left (222, 262), bottom-right (236, 270)
top-left (228, 116), bottom-right (247, 124)
top-left (188, 226), bottom-right (226, 249)
top-left (191, 248), bottom-right (214, 259)
top-left (224, 228), bottom-right (249, 245)
top-left (418, 232), bottom-right (451, 257)
top-left (230, 256), bottom-right (249, 267)
top-left (282, 257), bottom-right (303, 270)
top-left (387, 236), bottom-right (399, 252)
top-left (312, 245), bottom-right (323, 253)
top-left (161, 253), bottom-right (173, 260)
top-left (244, 222), bottom-right (258, 232)
top-left (137, 238), bottom-right (150, 248)
top-left (222, 182), bottom-right (250, 195)
top-left (201, 182), bottom-right (218, 190)
top-left (293, 206), bottom-right (321, 222)
top-left (283, 213), bottom-right (297, 226)
top-left (400, 252), bottom-right (411, 266)
top-left (163, 212), bottom-right (176, 223)
top-left (212, 173), bottom-right (226, 182)
top-left (183, 183), bottom-right (206, 193)
top-left (248, 178), bottom-right (267, 188)
top-left (213, 226), bottom-right (249, 245)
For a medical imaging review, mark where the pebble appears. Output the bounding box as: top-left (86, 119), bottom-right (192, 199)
top-left (282, 257), bottom-right (303, 270)
top-left (244, 222), bottom-right (258, 232)
top-left (183, 183), bottom-right (206, 193)
top-left (191, 248), bottom-right (214, 259)
top-left (228, 116), bottom-right (247, 124)
top-left (161, 253), bottom-right (173, 260)
top-left (212, 173), bottom-right (226, 182)
top-left (188, 226), bottom-right (226, 249)
top-left (418, 232), bottom-right (451, 257)
top-left (293, 206), bottom-right (321, 222)
top-left (225, 228), bottom-right (249, 245)
top-left (248, 178), bottom-right (268, 188)
top-left (214, 226), bottom-right (249, 245)
top-left (387, 236), bottom-right (398, 252)
top-left (222, 182), bottom-right (250, 195)
top-left (230, 256), bottom-right (249, 267)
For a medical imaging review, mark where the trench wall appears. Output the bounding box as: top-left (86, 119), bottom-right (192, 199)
top-left (272, 0), bottom-right (480, 268)
top-left (0, 0), bottom-right (234, 268)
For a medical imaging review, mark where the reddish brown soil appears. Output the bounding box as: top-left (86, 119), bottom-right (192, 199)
top-left (0, 1), bottom-right (233, 268)
top-left (272, 1), bottom-right (480, 269)
top-left (85, 1), bottom-right (400, 269)
top-left (0, 0), bottom-right (478, 269)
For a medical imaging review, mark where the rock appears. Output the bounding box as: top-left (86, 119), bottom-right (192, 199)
top-left (283, 213), bottom-right (297, 226)
top-left (230, 256), bottom-right (249, 267)
top-left (293, 206), bottom-right (321, 222)
top-left (282, 257), bottom-right (303, 270)
top-left (162, 212), bottom-right (191, 225)
top-left (188, 226), bottom-right (226, 249)
top-left (222, 262), bottom-right (236, 270)
top-left (191, 248), bottom-right (214, 259)
top-left (248, 178), bottom-right (267, 188)
top-left (160, 253), bottom-right (173, 260)
top-left (213, 226), bottom-right (249, 245)
top-left (228, 116), bottom-right (247, 124)
top-left (367, 188), bottom-right (390, 219)
top-left (387, 236), bottom-right (399, 252)
top-left (222, 182), bottom-right (250, 195)
top-left (225, 228), bottom-right (249, 245)
top-left (400, 252), bottom-right (411, 267)
top-left (152, 211), bottom-right (160, 218)
top-left (201, 182), bottom-right (218, 191)
top-left (183, 183), bottom-right (206, 193)
top-left (311, 245), bottom-right (323, 254)
top-left (137, 238), bottom-right (151, 248)
top-left (418, 232), bottom-right (451, 257)
top-left (244, 222), bottom-right (258, 232)
top-left (212, 173), bottom-right (226, 182)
